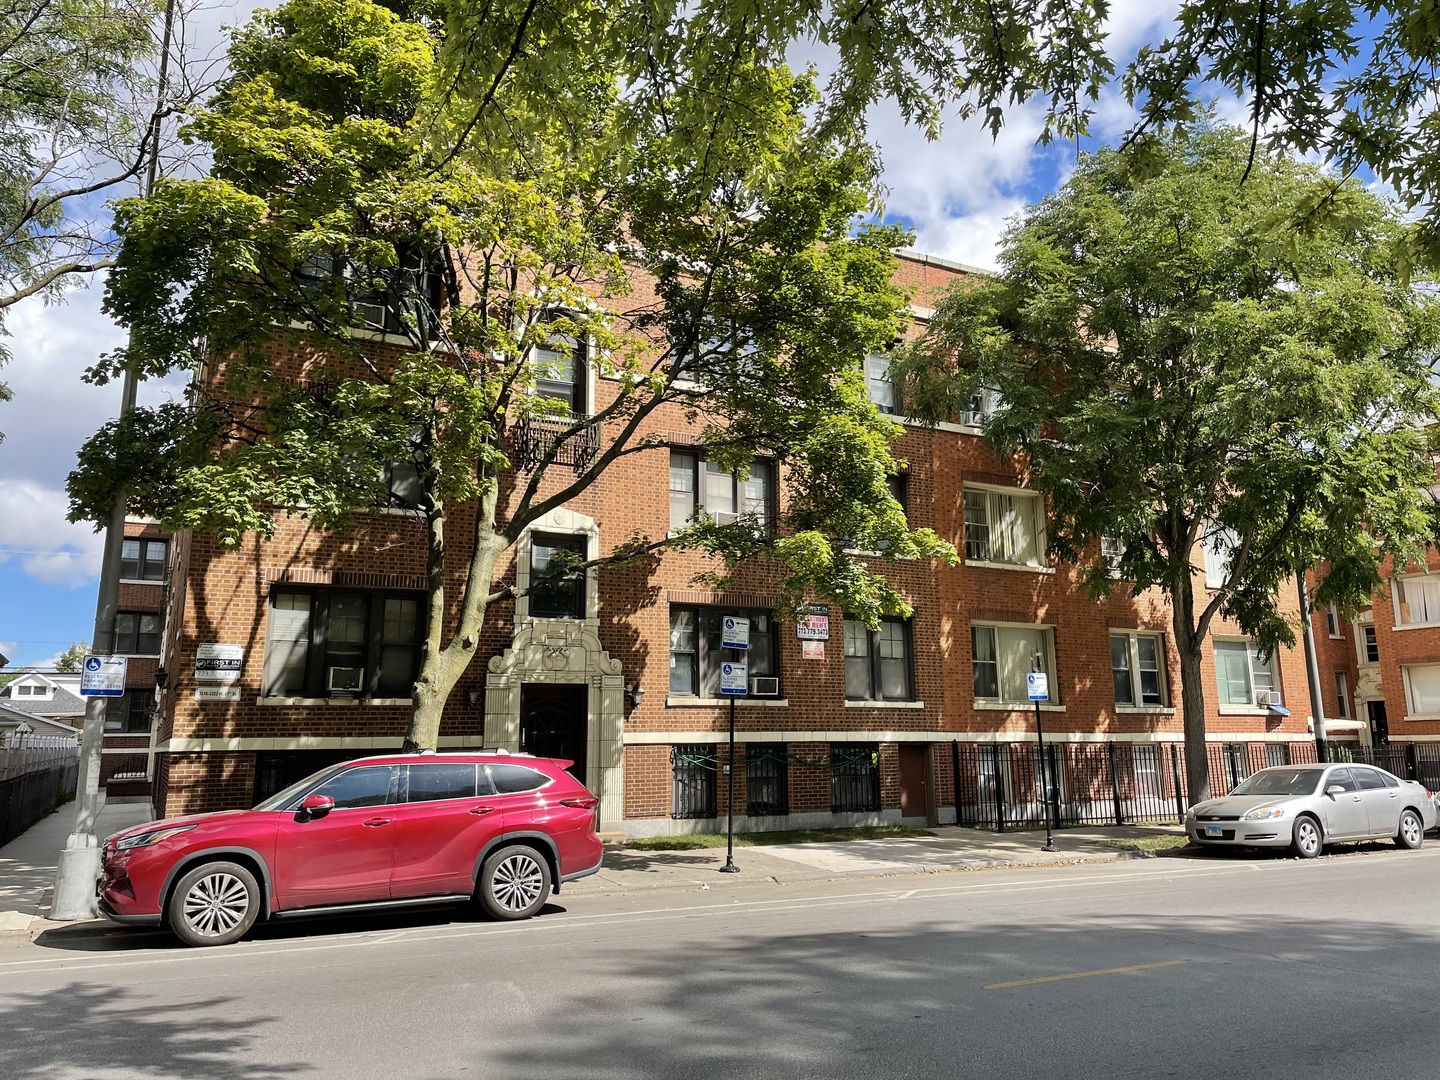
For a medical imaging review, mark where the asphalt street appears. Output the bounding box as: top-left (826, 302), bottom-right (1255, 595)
top-left (2, 843), bottom-right (1438, 1079)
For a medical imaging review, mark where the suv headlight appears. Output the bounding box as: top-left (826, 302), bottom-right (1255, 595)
top-left (115, 825), bottom-right (197, 850)
top-left (1241, 806), bottom-right (1286, 821)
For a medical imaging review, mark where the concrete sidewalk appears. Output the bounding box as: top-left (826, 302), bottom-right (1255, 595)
top-left (565, 824), bottom-right (1188, 896)
top-left (0, 800), bottom-right (153, 929)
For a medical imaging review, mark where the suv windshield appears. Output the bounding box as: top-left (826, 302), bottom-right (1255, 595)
top-left (252, 765), bottom-right (347, 811)
top-left (1229, 768), bottom-right (1322, 797)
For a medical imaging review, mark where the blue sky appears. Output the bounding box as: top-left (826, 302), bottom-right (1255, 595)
top-left (0, 0), bottom-right (1271, 670)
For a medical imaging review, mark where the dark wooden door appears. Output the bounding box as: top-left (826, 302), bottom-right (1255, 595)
top-left (1368, 700), bottom-right (1390, 746)
top-left (898, 744), bottom-right (929, 820)
top-left (520, 683), bottom-right (588, 782)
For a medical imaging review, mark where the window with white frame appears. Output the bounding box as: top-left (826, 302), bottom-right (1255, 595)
top-left (1213, 639), bottom-right (1281, 707)
top-left (528, 534), bottom-right (587, 619)
top-left (1110, 632), bottom-right (1165, 707)
top-left (1101, 535), bottom-right (1126, 576)
top-left (531, 324), bottom-right (588, 414)
top-left (1396, 575), bottom-right (1440, 626)
top-left (963, 487), bottom-right (1045, 567)
top-left (972, 624), bottom-right (1056, 704)
top-left (843, 617), bottom-right (914, 702)
top-left (263, 588), bottom-right (423, 698)
top-left (1202, 526), bottom-right (1238, 589)
top-left (120, 538), bottom-right (167, 581)
top-left (864, 353), bottom-right (901, 415)
top-left (1325, 602), bottom-right (1342, 638)
top-left (1361, 625), bottom-right (1379, 663)
top-left (668, 607), bottom-right (778, 698)
top-left (1403, 664), bottom-right (1440, 716)
top-left (960, 387), bottom-right (1001, 428)
top-left (1334, 670), bottom-right (1350, 718)
top-left (669, 451), bottom-right (773, 532)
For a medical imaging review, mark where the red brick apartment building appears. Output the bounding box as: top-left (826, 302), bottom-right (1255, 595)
top-left (143, 251), bottom-right (1370, 835)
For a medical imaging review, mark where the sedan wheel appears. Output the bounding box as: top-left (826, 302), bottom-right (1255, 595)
top-left (478, 844), bottom-right (551, 920)
top-left (1396, 809), bottom-right (1424, 850)
top-left (1291, 815), bottom-right (1323, 859)
top-left (168, 861), bottom-right (261, 947)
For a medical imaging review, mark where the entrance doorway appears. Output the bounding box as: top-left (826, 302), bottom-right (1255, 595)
top-left (898, 745), bottom-right (930, 823)
top-left (1367, 700), bottom-right (1390, 746)
top-left (520, 683), bottom-right (588, 782)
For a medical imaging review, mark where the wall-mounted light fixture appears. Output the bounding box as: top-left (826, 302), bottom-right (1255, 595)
top-left (466, 683), bottom-right (483, 708)
top-left (154, 667), bottom-right (169, 691)
top-left (627, 683), bottom-right (646, 715)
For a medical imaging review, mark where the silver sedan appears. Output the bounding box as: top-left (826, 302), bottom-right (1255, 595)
top-left (1185, 763), bottom-right (1437, 858)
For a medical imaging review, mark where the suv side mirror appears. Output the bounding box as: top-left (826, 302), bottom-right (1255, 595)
top-left (1325, 785), bottom-right (1346, 797)
top-left (301, 793), bottom-right (335, 817)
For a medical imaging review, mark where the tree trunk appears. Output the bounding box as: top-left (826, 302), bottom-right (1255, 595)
top-left (1171, 572), bottom-right (1211, 807)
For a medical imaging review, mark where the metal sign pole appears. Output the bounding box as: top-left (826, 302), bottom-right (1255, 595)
top-left (1029, 659), bottom-right (1057, 853)
top-left (718, 615), bottom-right (749, 875)
top-left (721, 694), bottom-right (739, 873)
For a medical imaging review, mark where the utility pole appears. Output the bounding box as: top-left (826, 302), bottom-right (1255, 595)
top-left (1297, 569), bottom-right (1329, 764)
top-left (51, 0), bottom-right (176, 920)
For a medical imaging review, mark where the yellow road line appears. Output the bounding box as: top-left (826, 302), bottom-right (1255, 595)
top-left (984, 959), bottom-right (1186, 990)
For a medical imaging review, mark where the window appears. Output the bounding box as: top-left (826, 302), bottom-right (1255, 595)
top-left (296, 252), bottom-right (438, 338)
top-left (830, 743), bottom-right (880, 812)
top-left (668, 451), bottom-right (773, 531)
top-left (1353, 766), bottom-right (1385, 791)
top-left (112, 612), bottom-right (161, 655)
top-left (120, 538), bottom-right (167, 581)
top-left (844, 617), bottom-right (914, 702)
top-left (865, 353), bottom-right (901, 415)
top-left (668, 608), bottom-right (778, 698)
top-left (1133, 745), bottom-right (1162, 801)
top-left (1326, 766), bottom-right (1358, 793)
top-left (104, 690), bottom-right (155, 733)
top-left (887, 473), bottom-right (907, 513)
top-left (746, 745), bottom-right (789, 816)
top-left (263, 589), bottom-right (425, 698)
top-left (486, 764), bottom-right (548, 793)
top-left (383, 461), bottom-right (423, 508)
top-left (308, 765), bottom-right (396, 809)
top-left (1396, 576), bottom-right (1440, 626)
top-left (1222, 744), bottom-right (1250, 789)
top-left (529, 533), bottom-right (586, 619)
top-left (1213, 640), bottom-right (1281, 707)
top-left (1110, 632), bottom-right (1165, 707)
top-left (1334, 671), bottom-right (1350, 718)
top-left (532, 325), bottom-right (588, 414)
top-left (972, 624), bottom-right (1056, 705)
top-left (1362, 625), bottom-right (1379, 663)
top-left (1101, 535), bottom-right (1125, 576)
top-left (406, 763), bottom-right (480, 802)
top-left (672, 745), bottom-right (717, 818)
top-left (1202, 526), bottom-right (1237, 589)
top-left (1325, 602), bottom-right (1342, 638)
top-left (963, 488), bottom-right (1045, 566)
top-left (960, 387), bottom-right (1000, 428)
top-left (1404, 664), bottom-right (1440, 715)
top-left (1265, 744), bottom-right (1289, 769)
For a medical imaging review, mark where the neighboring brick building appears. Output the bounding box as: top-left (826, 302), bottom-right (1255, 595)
top-left (149, 251), bottom-right (1337, 834)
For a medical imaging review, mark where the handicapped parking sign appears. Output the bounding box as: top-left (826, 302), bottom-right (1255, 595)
top-left (1026, 671), bottom-right (1049, 702)
top-left (720, 661), bottom-right (748, 695)
top-left (80, 654), bottom-right (127, 697)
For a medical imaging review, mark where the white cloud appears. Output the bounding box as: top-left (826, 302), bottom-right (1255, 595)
top-left (0, 480), bottom-right (105, 588)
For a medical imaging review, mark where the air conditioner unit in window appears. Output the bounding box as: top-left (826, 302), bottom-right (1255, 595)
top-left (750, 677), bottom-right (779, 696)
top-left (1256, 690), bottom-right (1283, 707)
top-left (328, 667), bottom-right (364, 693)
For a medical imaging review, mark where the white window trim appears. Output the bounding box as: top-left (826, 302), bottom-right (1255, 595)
top-left (515, 510), bottom-right (600, 628)
top-left (1212, 636), bottom-right (1282, 711)
top-left (1326, 601), bottom-right (1343, 638)
top-left (1109, 630), bottom-right (1168, 709)
top-left (1401, 663), bottom-right (1440, 720)
top-left (971, 620), bottom-right (1059, 708)
top-left (1391, 573), bottom-right (1440, 630)
top-left (963, 483), bottom-right (1048, 570)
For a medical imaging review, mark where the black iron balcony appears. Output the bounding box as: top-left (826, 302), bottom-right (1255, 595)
top-left (514, 412), bottom-right (601, 473)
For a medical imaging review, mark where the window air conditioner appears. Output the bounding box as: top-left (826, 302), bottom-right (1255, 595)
top-left (750, 677), bottom-right (780, 696)
top-left (328, 667), bottom-right (364, 693)
top-left (1256, 690), bottom-right (1283, 707)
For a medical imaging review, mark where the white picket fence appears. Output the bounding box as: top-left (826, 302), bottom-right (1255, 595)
top-left (0, 731), bottom-right (80, 782)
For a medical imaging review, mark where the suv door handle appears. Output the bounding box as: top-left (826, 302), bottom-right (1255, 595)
top-left (362, 818), bottom-right (392, 827)
top-left (469, 806), bottom-right (495, 816)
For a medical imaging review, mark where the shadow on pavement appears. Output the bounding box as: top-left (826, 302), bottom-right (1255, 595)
top-left (30, 900), bottom-right (567, 953)
top-left (0, 983), bottom-right (308, 1080)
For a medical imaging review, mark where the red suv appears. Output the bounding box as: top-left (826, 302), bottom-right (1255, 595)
top-left (99, 752), bottom-right (604, 946)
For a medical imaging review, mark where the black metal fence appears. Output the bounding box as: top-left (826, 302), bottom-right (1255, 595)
top-left (830, 744), bottom-right (881, 813)
top-left (0, 735), bottom-right (80, 846)
top-left (671, 745), bottom-right (718, 819)
top-left (1344, 743), bottom-right (1440, 792)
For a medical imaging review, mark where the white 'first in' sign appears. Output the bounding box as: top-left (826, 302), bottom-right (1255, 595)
top-left (1026, 671), bottom-right (1050, 702)
top-left (721, 616), bottom-right (750, 650)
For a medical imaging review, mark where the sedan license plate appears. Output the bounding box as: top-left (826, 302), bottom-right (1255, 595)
top-left (1204, 824), bottom-right (1223, 837)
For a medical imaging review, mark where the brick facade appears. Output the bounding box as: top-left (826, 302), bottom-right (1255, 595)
top-left (148, 251), bottom-right (1340, 831)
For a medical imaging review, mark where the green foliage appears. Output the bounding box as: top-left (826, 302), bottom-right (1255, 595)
top-left (900, 123), bottom-right (1440, 781)
top-left (54, 643), bottom-right (88, 673)
top-left (0, 0), bottom-right (160, 436)
top-left (70, 0), bottom-right (958, 743)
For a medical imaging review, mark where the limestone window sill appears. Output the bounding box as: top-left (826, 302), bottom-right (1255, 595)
top-left (974, 701), bottom-right (1065, 712)
top-left (256, 696), bottom-right (413, 707)
top-left (1114, 705), bottom-right (1176, 715)
top-left (665, 697), bottom-right (789, 708)
top-left (965, 560), bottom-right (1055, 575)
top-left (844, 699), bottom-right (925, 709)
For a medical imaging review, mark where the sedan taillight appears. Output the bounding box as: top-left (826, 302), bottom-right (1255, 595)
top-left (560, 796), bottom-right (599, 810)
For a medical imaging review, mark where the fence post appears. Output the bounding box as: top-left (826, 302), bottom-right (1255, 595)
top-left (1047, 744), bottom-right (1063, 831)
top-left (951, 740), bottom-right (961, 827)
top-left (994, 746), bottom-right (1006, 833)
top-left (1404, 742), bottom-right (1419, 782)
top-left (1170, 744), bottom-right (1185, 824)
top-left (1108, 742), bottom-right (1123, 826)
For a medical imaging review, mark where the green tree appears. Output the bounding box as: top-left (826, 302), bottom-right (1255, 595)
top-left (69, 0), bottom-right (956, 751)
top-left (54, 642), bottom-right (88, 673)
top-left (898, 124), bottom-right (1440, 803)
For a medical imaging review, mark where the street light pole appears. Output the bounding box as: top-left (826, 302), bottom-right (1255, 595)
top-left (51, 0), bottom-right (176, 920)
top-left (1297, 570), bottom-right (1329, 763)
